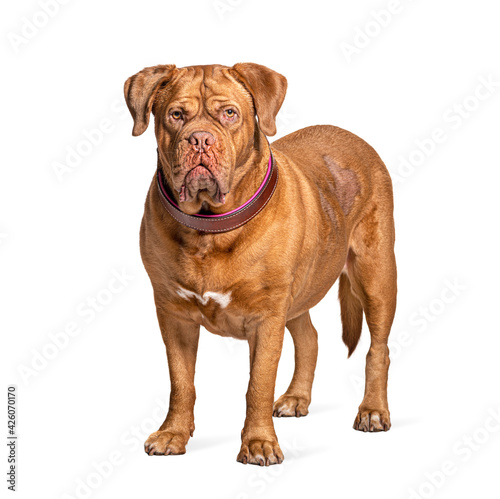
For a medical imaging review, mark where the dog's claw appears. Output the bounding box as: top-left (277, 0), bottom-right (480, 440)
top-left (144, 430), bottom-right (189, 456)
top-left (273, 394), bottom-right (310, 418)
top-left (237, 439), bottom-right (284, 466)
top-left (353, 409), bottom-right (391, 432)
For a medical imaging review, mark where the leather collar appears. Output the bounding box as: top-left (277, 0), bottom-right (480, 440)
top-left (156, 150), bottom-right (278, 233)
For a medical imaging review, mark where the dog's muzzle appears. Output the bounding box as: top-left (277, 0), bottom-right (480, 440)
top-left (178, 131), bottom-right (228, 204)
top-left (180, 164), bottom-right (226, 204)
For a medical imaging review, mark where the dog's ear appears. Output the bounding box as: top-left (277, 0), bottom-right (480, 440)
top-left (230, 63), bottom-right (287, 136)
top-left (124, 65), bottom-right (177, 136)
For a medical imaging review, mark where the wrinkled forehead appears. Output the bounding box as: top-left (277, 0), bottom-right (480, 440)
top-left (155, 65), bottom-right (254, 112)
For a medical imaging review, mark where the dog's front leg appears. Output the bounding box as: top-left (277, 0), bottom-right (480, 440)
top-left (237, 316), bottom-right (286, 466)
top-left (144, 312), bottom-right (199, 456)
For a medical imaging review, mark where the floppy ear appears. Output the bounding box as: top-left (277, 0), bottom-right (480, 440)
top-left (230, 63), bottom-right (287, 136)
top-left (124, 64), bottom-right (177, 136)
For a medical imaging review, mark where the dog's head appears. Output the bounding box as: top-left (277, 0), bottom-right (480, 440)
top-left (124, 63), bottom-right (287, 213)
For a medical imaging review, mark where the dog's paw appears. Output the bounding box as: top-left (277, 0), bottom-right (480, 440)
top-left (353, 409), bottom-right (391, 432)
top-left (237, 439), bottom-right (284, 466)
top-left (144, 430), bottom-right (189, 456)
top-left (273, 394), bottom-right (310, 417)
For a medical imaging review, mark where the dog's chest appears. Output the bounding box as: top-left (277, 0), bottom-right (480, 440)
top-left (176, 285), bottom-right (232, 310)
top-left (174, 282), bottom-right (252, 339)
top-left (170, 247), bottom-right (269, 338)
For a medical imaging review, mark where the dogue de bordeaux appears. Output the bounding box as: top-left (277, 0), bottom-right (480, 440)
top-left (124, 63), bottom-right (397, 466)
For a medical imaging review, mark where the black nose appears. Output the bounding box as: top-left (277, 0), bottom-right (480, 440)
top-left (188, 131), bottom-right (215, 150)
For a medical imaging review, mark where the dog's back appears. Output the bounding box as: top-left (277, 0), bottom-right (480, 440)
top-left (272, 124), bottom-right (394, 237)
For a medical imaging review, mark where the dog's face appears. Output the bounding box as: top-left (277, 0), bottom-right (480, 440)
top-left (125, 64), bottom-right (287, 213)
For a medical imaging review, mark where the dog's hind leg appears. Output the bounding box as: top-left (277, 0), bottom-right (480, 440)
top-left (347, 201), bottom-right (397, 432)
top-left (273, 311), bottom-right (318, 417)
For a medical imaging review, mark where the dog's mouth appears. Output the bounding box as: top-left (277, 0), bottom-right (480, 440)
top-left (179, 164), bottom-right (227, 205)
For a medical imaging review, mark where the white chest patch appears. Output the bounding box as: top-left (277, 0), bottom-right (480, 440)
top-left (177, 286), bottom-right (232, 309)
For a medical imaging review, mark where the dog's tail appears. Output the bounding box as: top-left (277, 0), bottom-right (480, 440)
top-left (338, 273), bottom-right (364, 357)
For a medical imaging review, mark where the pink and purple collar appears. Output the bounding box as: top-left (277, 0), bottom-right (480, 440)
top-left (156, 151), bottom-right (278, 233)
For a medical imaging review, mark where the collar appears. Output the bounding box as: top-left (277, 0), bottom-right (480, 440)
top-left (156, 149), bottom-right (278, 233)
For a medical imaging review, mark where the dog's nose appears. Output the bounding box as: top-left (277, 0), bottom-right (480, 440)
top-left (189, 131), bottom-right (215, 151)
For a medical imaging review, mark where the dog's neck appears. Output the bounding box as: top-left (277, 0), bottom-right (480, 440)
top-left (220, 131), bottom-right (271, 215)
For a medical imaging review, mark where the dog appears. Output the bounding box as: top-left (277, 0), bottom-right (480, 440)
top-left (124, 63), bottom-right (397, 466)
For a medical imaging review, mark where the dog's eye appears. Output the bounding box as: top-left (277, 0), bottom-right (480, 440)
top-left (171, 111), bottom-right (183, 120)
top-left (224, 109), bottom-right (236, 119)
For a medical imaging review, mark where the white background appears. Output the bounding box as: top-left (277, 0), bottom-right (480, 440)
top-left (2, 0), bottom-right (500, 498)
